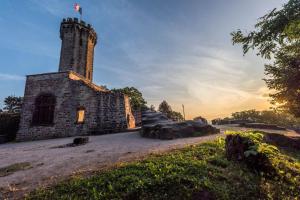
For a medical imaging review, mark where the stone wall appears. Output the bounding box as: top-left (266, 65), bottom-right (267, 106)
top-left (124, 95), bottom-right (136, 129)
top-left (133, 109), bottom-right (142, 127)
top-left (17, 71), bottom-right (135, 141)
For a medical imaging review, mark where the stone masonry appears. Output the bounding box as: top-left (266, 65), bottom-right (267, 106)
top-left (17, 18), bottom-right (135, 141)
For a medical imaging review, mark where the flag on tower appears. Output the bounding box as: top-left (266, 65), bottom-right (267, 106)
top-left (74, 3), bottom-right (82, 15)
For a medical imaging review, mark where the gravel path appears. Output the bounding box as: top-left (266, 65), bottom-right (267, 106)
top-left (0, 131), bottom-right (222, 197)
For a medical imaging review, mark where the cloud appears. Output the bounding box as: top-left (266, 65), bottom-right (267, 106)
top-left (119, 44), bottom-right (270, 119)
top-left (0, 73), bottom-right (25, 81)
top-left (29, 0), bottom-right (70, 17)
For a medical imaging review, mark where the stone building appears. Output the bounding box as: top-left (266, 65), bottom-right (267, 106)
top-left (17, 18), bottom-right (135, 141)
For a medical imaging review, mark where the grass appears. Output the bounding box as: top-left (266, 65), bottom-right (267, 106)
top-left (26, 132), bottom-right (300, 200)
top-left (0, 162), bottom-right (32, 177)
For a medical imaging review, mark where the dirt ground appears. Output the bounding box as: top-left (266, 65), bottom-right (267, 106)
top-left (0, 125), bottom-right (298, 199)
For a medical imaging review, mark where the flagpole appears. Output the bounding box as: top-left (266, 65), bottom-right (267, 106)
top-left (80, 8), bottom-right (82, 21)
top-left (183, 104), bottom-right (186, 121)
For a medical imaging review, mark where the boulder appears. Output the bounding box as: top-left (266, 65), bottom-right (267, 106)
top-left (141, 110), bottom-right (173, 125)
top-left (73, 137), bottom-right (89, 145)
top-left (141, 111), bottom-right (220, 140)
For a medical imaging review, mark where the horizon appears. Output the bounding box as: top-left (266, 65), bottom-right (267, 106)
top-left (0, 0), bottom-right (286, 120)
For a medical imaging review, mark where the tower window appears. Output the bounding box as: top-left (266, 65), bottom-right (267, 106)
top-left (32, 94), bottom-right (56, 126)
top-left (76, 107), bottom-right (85, 123)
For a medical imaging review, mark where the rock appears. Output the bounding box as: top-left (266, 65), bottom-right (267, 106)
top-left (141, 110), bottom-right (173, 126)
top-left (239, 123), bottom-right (286, 130)
top-left (73, 137), bottom-right (89, 145)
top-left (264, 133), bottom-right (300, 150)
top-left (141, 111), bottom-right (220, 140)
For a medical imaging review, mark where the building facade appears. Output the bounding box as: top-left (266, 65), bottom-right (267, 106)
top-left (17, 18), bottom-right (135, 141)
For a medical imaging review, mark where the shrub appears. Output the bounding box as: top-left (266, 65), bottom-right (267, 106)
top-left (0, 113), bottom-right (20, 142)
top-left (225, 131), bottom-right (300, 184)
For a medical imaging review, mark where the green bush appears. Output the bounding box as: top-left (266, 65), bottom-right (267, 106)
top-left (0, 113), bottom-right (20, 142)
top-left (225, 131), bottom-right (300, 194)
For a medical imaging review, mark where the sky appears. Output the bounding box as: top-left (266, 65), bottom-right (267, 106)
top-left (0, 0), bottom-right (286, 119)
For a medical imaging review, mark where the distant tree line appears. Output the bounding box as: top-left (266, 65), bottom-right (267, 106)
top-left (213, 109), bottom-right (300, 128)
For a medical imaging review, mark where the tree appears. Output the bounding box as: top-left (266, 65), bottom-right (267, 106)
top-left (149, 105), bottom-right (156, 111)
top-left (101, 85), bottom-right (109, 90)
top-left (194, 116), bottom-right (208, 124)
top-left (230, 109), bottom-right (300, 127)
top-left (158, 100), bottom-right (184, 122)
top-left (3, 96), bottom-right (23, 113)
top-left (231, 0), bottom-right (300, 117)
top-left (158, 100), bottom-right (172, 114)
top-left (168, 111), bottom-right (184, 122)
top-left (111, 87), bottom-right (147, 110)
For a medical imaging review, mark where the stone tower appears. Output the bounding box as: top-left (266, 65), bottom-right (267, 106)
top-left (59, 18), bottom-right (97, 82)
top-left (17, 17), bottom-right (136, 142)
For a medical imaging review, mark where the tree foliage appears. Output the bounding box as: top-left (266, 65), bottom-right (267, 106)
top-left (149, 105), bottom-right (156, 111)
top-left (158, 100), bottom-right (172, 114)
top-left (169, 111), bottom-right (184, 122)
top-left (193, 116), bottom-right (208, 124)
top-left (111, 87), bottom-right (147, 110)
top-left (231, 0), bottom-right (300, 117)
top-left (231, 110), bottom-right (261, 121)
top-left (231, 109), bottom-right (300, 127)
top-left (0, 113), bottom-right (20, 141)
top-left (158, 100), bottom-right (184, 122)
top-left (3, 96), bottom-right (23, 113)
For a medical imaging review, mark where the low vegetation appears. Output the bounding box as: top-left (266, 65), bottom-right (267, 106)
top-left (0, 162), bottom-right (32, 177)
top-left (27, 131), bottom-right (300, 200)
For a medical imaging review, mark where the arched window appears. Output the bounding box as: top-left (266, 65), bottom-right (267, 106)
top-left (32, 94), bottom-right (56, 125)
